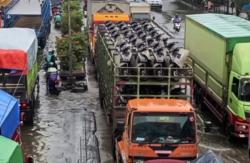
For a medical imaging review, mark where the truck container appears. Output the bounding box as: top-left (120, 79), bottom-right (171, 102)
top-left (185, 14), bottom-right (250, 138)
top-left (129, 2), bottom-right (151, 21)
top-left (4, 0), bottom-right (51, 48)
top-left (0, 28), bottom-right (39, 124)
top-left (0, 136), bottom-right (33, 163)
top-left (95, 21), bottom-right (198, 161)
top-left (145, 0), bottom-right (162, 11)
top-left (0, 90), bottom-right (20, 141)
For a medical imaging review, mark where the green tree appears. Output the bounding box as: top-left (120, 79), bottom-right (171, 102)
top-left (61, 11), bottom-right (83, 35)
top-left (56, 32), bottom-right (88, 71)
top-left (62, 1), bottom-right (81, 11)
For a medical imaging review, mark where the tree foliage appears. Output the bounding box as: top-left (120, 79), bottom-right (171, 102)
top-left (61, 0), bottom-right (83, 35)
top-left (56, 32), bottom-right (88, 71)
top-left (61, 11), bottom-right (83, 35)
top-left (62, 1), bottom-right (81, 11)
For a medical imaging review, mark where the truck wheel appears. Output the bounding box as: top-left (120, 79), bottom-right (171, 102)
top-left (194, 84), bottom-right (202, 109)
top-left (223, 113), bottom-right (233, 137)
top-left (115, 147), bottom-right (123, 163)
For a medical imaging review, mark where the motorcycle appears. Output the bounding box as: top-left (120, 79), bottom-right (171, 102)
top-left (46, 67), bottom-right (61, 95)
top-left (173, 22), bottom-right (181, 32)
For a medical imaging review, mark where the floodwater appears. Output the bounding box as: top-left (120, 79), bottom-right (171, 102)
top-left (21, 0), bottom-right (248, 163)
top-left (21, 21), bottom-right (113, 163)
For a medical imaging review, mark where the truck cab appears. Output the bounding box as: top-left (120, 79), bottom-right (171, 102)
top-left (227, 43), bottom-right (250, 137)
top-left (185, 14), bottom-right (250, 138)
top-left (116, 99), bottom-right (197, 163)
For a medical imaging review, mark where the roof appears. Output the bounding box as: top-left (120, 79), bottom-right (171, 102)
top-left (0, 136), bottom-right (19, 162)
top-left (7, 0), bottom-right (42, 15)
top-left (186, 14), bottom-right (250, 39)
top-left (0, 28), bottom-right (37, 52)
top-left (127, 99), bottom-right (194, 113)
top-left (0, 28), bottom-right (37, 71)
top-left (0, 90), bottom-right (20, 138)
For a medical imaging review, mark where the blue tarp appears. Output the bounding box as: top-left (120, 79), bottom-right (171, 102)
top-left (0, 90), bottom-right (20, 139)
top-left (243, 3), bottom-right (250, 11)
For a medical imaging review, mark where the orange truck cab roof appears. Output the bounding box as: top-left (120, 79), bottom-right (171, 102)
top-left (93, 13), bottom-right (130, 23)
top-left (127, 99), bottom-right (194, 113)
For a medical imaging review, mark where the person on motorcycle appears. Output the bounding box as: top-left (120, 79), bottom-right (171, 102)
top-left (172, 15), bottom-right (181, 24)
top-left (46, 66), bottom-right (60, 94)
top-left (172, 15), bottom-right (182, 32)
top-left (47, 49), bottom-right (57, 67)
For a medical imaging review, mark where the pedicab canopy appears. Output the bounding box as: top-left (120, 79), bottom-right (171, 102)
top-left (0, 28), bottom-right (38, 74)
top-left (0, 136), bottom-right (24, 163)
top-left (0, 90), bottom-right (20, 139)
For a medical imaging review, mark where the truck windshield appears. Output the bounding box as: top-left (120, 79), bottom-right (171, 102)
top-left (132, 112), bottom-right (196, 144)
top-left (240, 78), bottom-right (250, 102)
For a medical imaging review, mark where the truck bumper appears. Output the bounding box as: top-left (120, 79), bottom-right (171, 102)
top-left (233, 121), bottom-right (249, 138)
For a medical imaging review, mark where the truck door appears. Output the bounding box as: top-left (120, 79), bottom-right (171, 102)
top-left (228, 72), bottom-right (240, 115)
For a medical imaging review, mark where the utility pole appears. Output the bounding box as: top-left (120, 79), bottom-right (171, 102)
top-left (67, 0), bottom-right (73, 88)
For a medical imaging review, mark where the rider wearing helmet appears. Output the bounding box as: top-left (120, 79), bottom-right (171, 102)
top-left (172, 14), bottom-right (181, 24)
top-left (43, 49), bottom-right (58, 71)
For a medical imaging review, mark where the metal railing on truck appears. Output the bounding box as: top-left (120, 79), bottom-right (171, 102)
top-left (0, 70), bottom-right (26, 99)
top-left (95, 31), bottom-right (193, 127)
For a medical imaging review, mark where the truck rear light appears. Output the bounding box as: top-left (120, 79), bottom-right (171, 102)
top-left (21, 100), bottom-right (29, 109)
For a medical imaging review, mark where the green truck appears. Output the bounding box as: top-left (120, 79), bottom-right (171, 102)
top-left (185, 14), bottom-right (250, 138)
top-left (0, 136), bottom-right (33, 163)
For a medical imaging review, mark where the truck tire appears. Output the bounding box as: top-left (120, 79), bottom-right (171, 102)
top-left (194, 84), bottom-right (202, 109)
top-left (223, 113), bottom-right (233, 137)
top-left (115, 144), bottom-right (123, 163)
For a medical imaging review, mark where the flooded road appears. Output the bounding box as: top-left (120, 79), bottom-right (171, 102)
top-left (21, 0), bottom-right (248, 163)
top-left (21, 22), bottom-right (113, 163)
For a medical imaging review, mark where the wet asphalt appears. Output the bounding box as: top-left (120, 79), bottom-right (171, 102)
top-left (21, 0), bottom-right (248, 163)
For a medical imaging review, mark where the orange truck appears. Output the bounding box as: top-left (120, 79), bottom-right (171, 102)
top-left (86, 0), bottom-right (131, 62)
top-left (95, 19), bottom-right (198, 161)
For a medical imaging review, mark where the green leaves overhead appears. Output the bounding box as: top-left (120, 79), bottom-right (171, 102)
top-left (61, 11), bottom-right (83, 35)
top-left (56, 33), bottom-right (88, 70)
top-left (56, 0), bottom-right (87, 71)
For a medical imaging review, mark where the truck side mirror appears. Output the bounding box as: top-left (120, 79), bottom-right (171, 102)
top-left (117, 121), bottom-right (125, 133)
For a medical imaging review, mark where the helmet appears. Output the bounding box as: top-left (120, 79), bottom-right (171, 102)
top-left (49, 62), bottom-right (54, 66)
top-left (48, 48), bottom-right (55, 54)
